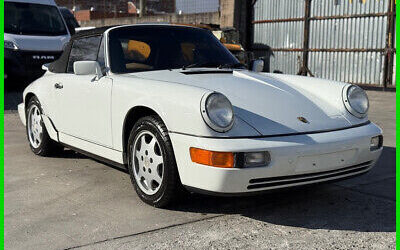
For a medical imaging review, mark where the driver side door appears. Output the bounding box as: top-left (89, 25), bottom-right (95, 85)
top-left (52, 35), bottom-right (113, 148)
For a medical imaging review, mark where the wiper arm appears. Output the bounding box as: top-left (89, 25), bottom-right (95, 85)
top-left (182, 62), bottom-right (244, 70)
top-left (217, 62), bottom-right (245, 69)
top-left (182, 62), bottom-right (222, 70)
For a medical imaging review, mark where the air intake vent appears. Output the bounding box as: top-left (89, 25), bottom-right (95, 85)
top-left (247, 161), bottom-right (373, 190)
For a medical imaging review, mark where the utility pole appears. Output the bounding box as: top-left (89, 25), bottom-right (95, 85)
top-left (300, 0), bottom-right (311, 76)
top-left (139, 0), bottom-right (146, 17)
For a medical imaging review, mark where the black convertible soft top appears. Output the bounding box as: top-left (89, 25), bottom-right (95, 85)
top-left (49, 25), bottom-right (203, 73)
top-left (49, 26), bottom-right (116, 73)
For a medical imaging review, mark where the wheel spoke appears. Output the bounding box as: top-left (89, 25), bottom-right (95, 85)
top-left (148, 137), bottom-right (156, 152)
top-left (152, 155), bottom-right (163, 166)
top-left (151, 172), bottom-right (162, 184)
top-left (140, 136), bottom-right (147, 148)
top-left (135, 155), bottom-right (143, 168)
top-left (37, 124), bottom-right (43, 133)
top-left (136, 169), bottom-right (143, 180)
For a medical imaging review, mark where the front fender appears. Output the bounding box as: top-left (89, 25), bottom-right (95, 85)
top-left (22, 72), bottom-right (56, 116)
top-left (111, 76), bottom-right (260, 152)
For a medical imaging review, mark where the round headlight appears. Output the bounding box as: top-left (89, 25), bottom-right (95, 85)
top-left (201, 92), bottom-right (234, 132)
top-left (343, 85), bottom-right (369, 118)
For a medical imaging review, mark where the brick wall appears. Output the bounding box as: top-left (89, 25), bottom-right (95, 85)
top-left (74, 10), bottom-right (136, 22)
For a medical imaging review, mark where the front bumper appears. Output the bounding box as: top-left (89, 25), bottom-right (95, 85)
top-left (18, 103), bottom-right (26, 126)
top-left (170, 122), bottom-right (383, 194)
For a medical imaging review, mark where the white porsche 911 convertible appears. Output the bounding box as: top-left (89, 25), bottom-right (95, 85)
top-left (18, 25), bottom-right (383, 207)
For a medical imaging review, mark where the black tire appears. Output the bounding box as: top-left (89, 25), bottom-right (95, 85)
top-left (26, 96), bottom-right (63, 156)
top-left (127, 115), bottom-right (183, 207)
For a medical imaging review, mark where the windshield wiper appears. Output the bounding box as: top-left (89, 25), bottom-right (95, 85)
top-left (182, 62), bottom-right (245, 70)
top-left (217, 62), bottom-right (245, 69)
top-left (182, 62), bottom-right (221, 70)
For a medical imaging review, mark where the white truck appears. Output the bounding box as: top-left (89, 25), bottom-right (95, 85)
top-left (5, 0), bottom-right (72, 83)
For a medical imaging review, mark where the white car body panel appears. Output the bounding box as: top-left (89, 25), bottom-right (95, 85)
top-left (42, 115), bottom-right (58, 141)
top-left (18, 103), bottom-right (26, 126)
top-left (19, 25), bottom-right (383, 194)
top-left (58, 133), bottom-right (123, 163)
top-left (170, 122), bottom-right (382, 193)
top-left (50, 74), bottom-right (113, 147)
top-left (75, 27), bottom-right (96, 33)
top-left (133, 69), bottom-right (368, 136)
top-left (109, 74), bottom-right (260, 152)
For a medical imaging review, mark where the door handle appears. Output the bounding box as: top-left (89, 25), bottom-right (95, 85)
top-left (54, 82), bottom-right (63, 89)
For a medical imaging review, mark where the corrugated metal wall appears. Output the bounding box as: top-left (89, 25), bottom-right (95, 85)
top-left (253, 0), bottom-right (395, 87)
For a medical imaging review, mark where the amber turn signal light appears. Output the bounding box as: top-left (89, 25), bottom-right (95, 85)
top-left (190, 148), bottom-right (234, 168)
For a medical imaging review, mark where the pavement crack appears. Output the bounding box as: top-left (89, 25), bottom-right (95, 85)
top-left (63, 214), bottom-right (225, 250)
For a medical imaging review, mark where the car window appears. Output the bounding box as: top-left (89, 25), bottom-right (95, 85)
top-left (109, 26), bottom-right (239, 73)
top-left (181, 42), bottom-right (196, 62)
top-left (123, 40), bottom-right (151, 62)
top-left (117, 39), bottom-right (153, 71)
top-left (67, 36), bottom-right (102, 73)
top-left (5, 2), bottom-right (67, 36)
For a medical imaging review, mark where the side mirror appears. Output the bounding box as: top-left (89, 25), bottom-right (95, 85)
top-left (42, 63), bottom-right (50, 71)
top-left (73, 61), bottom-right (103, 80)
top-left (251, 59), bottom-right (264, 72)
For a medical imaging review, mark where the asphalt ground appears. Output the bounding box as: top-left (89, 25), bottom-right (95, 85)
top-left (4, 82), bottom-right (395, 250)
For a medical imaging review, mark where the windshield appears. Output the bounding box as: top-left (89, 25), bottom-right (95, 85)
top-left (5, 2), bottom-right (68, 36)
top-left (109, 26), bottom-right (240, 73)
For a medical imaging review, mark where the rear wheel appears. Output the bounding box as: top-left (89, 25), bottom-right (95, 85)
top-left (26, 96), bottom-right (63, 156)
top-left (127, 115), bottom-right (182, 207)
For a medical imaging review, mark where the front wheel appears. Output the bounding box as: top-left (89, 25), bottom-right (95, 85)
top-left (26, 96), bottom-right (63, 156)
top-left (127, 116), bottom-right (182, 207)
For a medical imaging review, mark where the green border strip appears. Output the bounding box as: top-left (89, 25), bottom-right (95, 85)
top-left (1, 0), bottom-right (4, 248)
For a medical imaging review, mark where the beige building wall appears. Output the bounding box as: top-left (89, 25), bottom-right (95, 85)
top-left (80, 12), bottom-right (220, 27)
top-left (220, 0), bottom-right (237, 28)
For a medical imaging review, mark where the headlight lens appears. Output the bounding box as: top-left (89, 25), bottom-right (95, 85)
top-left (344, 85), bottom-right (369, 118)
top-left (5, 40), bottom-right (18, 50)
top-left (201, 92), bottom-right (234, 132)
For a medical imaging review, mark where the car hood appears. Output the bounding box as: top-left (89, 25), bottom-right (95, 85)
top-left (133, 69), bottom-right (354, 136)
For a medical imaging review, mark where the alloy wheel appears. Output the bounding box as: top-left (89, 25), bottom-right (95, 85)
top-left (27, 105), bottom-right (43, 149)
top-left (132, 130), bottom-right (164, 195)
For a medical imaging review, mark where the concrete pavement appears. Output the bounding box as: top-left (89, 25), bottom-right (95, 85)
top-left (4, 90), bottom-right (395, 249)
